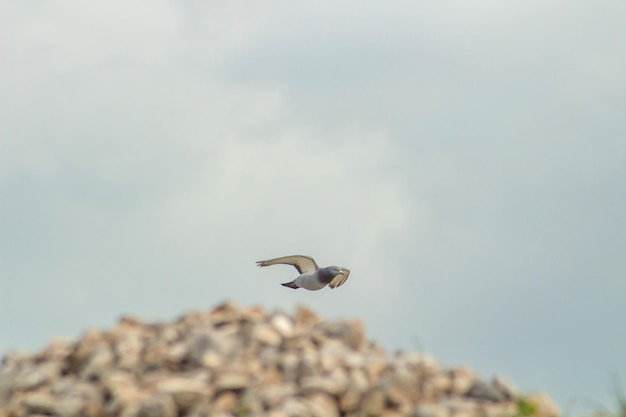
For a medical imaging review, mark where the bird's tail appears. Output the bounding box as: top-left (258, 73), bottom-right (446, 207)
top-left (281, 281), bottom-right (299, 289)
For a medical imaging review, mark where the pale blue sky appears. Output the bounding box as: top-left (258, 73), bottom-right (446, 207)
top-left (1, 1), bottom-right (625, 414)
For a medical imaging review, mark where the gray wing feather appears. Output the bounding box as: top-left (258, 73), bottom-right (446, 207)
top-left (256, 255), bottom-right (319, 274)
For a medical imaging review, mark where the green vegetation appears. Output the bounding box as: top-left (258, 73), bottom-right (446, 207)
top-left (512, 396), bottom-right (540, 417)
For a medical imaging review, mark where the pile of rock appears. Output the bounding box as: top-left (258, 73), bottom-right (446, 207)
top-left (0, 302), bottom-right (558, 417)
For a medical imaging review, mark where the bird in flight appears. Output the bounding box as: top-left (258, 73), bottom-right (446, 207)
top-left (256, 255), bottom-right (350, 291)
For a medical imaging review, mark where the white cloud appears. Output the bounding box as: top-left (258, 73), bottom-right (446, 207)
top-left (1, 1), bottom-right (625, 412)
top-left (3, 1), bottom-right (178, 75)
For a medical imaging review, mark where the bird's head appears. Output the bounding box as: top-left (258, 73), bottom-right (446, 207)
top-left (318, 266), bottom-right (344, 283)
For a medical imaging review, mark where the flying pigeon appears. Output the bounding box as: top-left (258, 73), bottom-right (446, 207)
top-left (256, 255), bottom-right (350, 291)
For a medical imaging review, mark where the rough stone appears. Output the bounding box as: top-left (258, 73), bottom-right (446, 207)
top-left (41, 338), bottom-right (74, 362)
top-left (214, 371), bottom-right (251, 391)
top-left (412, 403), bottom-right (448, 417)
top-left (440, 397), bottom-right (479, 417)
top-left (429, 373), bottom-right (452, 394)
top-left (135, 394), bottom-right (177, 417)
top-left (449, 367), bottom-right (476, 396)
top-left (270, 313), bottom-right (294, 337)
top-left (0, 302), bottom-right (559, 417)
top-left (21, 392), bottom-right (57, 415)
top-left (294, 305), bottom-right (321, 329)
top-left (266, 411), bottom-right (289, 417)
top-left (253, 323), bottom-right (282, 347)
top-left (300, 368), bottom-right (349, 395)
top-left (280, 397), bottom-right (311, 417)
top-left (154, 376), bottom-right (213, 412)
top-left (258, 383), bottom-right (295, 408)
top-left (212, 391), bottom-right (237, 413)
top-left (81, 346), bottom-right (115, 379)
top-left (383, 369), bottom-right (419, 410)
top-left (116, 331), bottom-right (146, 371)
top-left (349, 367), bottom-right (371, 392)
top-left (338, 387), bottom-right (361, 412)
top-left (465, 379), bottom-right (504, 402)
top-left (304, 392), bottom-right (339, 417)
top-left (14, 362), bottom-right (61, 391)
top-left (361, 386), bottom-right (385, 415)
top-left (185, 401), bottom-right (212, 417)
top-left (492, 375), bottom-right (517, 401)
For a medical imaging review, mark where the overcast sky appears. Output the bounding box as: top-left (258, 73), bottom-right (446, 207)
top-left (1, 1), bottom-right (625, 414)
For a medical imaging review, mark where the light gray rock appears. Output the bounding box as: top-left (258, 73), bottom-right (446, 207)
top-left (50, 379), bottom-right (104, 417)
top-left (70, 328), bottom-right (110, 374)
top-left (0, 302), bottom-right (558, 417)
top-left (349, 367), bottom-right (370, 392)
top-left (300, 368), bottom-right (348, 395)
top-left (343, 351), bottom-right (366, 368)
top-left (360, 386), bottom-right (385, 415)
top-left (185, 401), bottom-right (213, 417)
top-left (439, 397), bottom-right (480, 417)
top-left (312, 320), bottom-right (365, 350)
top-left (14, 362), bottom-right (61, 391)
top-left (280, 397), bottom-right (311, 417)
top-left (154, 377), bottom-right (213, 412)
top-left (429, 372), bottom-right (452, 395)
top-left (448, 367), bottom-right (476, 396)
top-left (50, 397), bottom-right (85, 417)
top-left (278, 351), bottom-right (300, 382)
top-left (294, 306), bottom-right (321, 330)
top-left (338, 387), bottom-right (361, 413)
top-left (304, 392), bottom-right (339, 417)
top-left (492, 375), bottom-right (517, 401)
top-left (480, 402), bottom-right (517, 417)
top-left (270, 313), bottom-right (294, 337)
top-left (116, 331), bottom-right (146, 371)
top-left (136, 394), bottom-right (177, 417)
top-left (22, 392), bottom-right (57, 415)
top-left (212, 391), bottom-right (237, 413)
top-left (214, 371), bottom-right (252, 391)
top-left (80, 346), bottom-right (115, 379)
top-left (464, 379), bottom-right (504, 402)
top-left (382, 369), bottom-right (419, 409)
top-left (41, 338), bottom-right (74, 362)
top-left (412, 403), bottom-right (448, 417)
top-left (253, 323), bottom-right (282, 347)
top-left (266, 411), bottom-right (290, 417)
top-left (258, 383), bottom-right (296, 408)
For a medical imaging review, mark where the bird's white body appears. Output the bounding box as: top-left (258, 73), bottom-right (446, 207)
top-left (295, 272), bottom-right (327, 291)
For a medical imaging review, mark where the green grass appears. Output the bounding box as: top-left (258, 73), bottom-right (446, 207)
top-left (511, 396), bottom-right (540, 417)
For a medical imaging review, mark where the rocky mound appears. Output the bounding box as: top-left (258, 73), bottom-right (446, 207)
top-left (0, 302), bottom-right (558, 417)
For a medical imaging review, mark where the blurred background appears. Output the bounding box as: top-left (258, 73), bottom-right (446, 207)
top-left (1, 1), bottom-right (625, 414)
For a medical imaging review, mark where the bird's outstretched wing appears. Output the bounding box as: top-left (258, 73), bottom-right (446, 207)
top-left (329, 268), bottom-right (350, 289)
top-left (256, 255), bottom-right (319, 274)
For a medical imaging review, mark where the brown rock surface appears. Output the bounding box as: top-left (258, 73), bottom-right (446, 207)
top-left (0, 302), bottom-right (558, 417)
